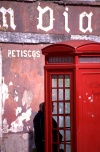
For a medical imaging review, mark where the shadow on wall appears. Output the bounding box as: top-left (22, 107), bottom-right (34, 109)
top-left (28, 130), bottom-right (34, 152)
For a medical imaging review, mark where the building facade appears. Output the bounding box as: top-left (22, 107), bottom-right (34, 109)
top-left (0, 0), bottom-right (100, 152)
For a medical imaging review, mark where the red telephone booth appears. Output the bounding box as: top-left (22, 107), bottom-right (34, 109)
top-left (42, 40), bottom-right (100, 152)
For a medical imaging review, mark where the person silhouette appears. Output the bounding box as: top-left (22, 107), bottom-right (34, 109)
top-left (33, 102), bottom-right (62, 152)
top-left (33, 103), bottom-right (44, 152)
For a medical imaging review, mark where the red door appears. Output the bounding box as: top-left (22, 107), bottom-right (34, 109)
top-left (77, 68), bottom-right (100, 152)
top-left (45, 70), bottom-right (75, 152)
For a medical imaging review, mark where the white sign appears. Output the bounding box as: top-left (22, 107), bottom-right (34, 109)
top-left (0, 6), bottom-right (93, 33)
top-left (8, 50), bottom-right (40, 59)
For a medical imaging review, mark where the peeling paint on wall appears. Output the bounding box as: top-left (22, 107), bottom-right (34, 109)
top-left (3, 108), bottom-right (32, 133)
top-left (16, 107), bottom-right (22, 116)
top-left (10, 108), bottom-right (32, 132)
top-left (2, 118), bottom-right (9, 133)
top-left (22, 90), bottom-right (33, 109)
top-left (1, 43), bottom-right (45, 134)
top-left (9, 81), bottom-right (13, 86)
top-left (2, 77), bottom-right (9, 114)
top-left (0, 48), bottom-right (2, 137)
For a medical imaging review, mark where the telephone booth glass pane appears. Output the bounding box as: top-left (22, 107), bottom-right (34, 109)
top-left (65, 103), bottom-right (70, 114)
top-left (66, 144), bottom-right (71, 152)
top-left (65, 75), bottom-right (70, 87)
top-left (58, 75), bottom-right (63, 87)
top-left (66, 116), bottom-right (70, 127)
top-left (60, 130), bottom-right (64, 141)
top-left (53, 102), bottom-right (57, 114)
top-left (52, 89), bottom-right (57, 101)
top-left (79, 56), bottom-right (100, 63)
top-left (59, 89), bottom-right (63, 100)
top-left (59, 116), bottom-right (64, 127)
top-left (51, 74), bottom-right (72, 152)
top-left (66, 130), bottom-right (71, 141)
top-left (53, 116), bottom-right (57, 122)
top-left (65, 89), bottom-right (70, 100)
top-left (59, 102), bottom-right (64, 114)
top-left (52, 75), bottom-right (57, 87)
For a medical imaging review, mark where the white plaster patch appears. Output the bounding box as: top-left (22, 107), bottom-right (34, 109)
top-left (14, 96), bottom-right (18, 102)
top-left (71, 35), bottom-right (100, 42)
top-left (9, 108), bottom-right (32, 132)
top-left (2, 77), bottom-right (9, 114)
top-left (2, 118), bottom-right (9, 133)
top-left (15, 90), bottom-right (18, 94)
top-left (16, 107), bottom-right (22, 116)
top-left (0, 49), bottom-right (2, 137)
top-left (10, 118), bottom-right (24, 132)
top-left (14, 90), bottom-right (19, 102)
top-left (22, 90), bottom-right (33, 109)
top-left (22, 108), bottom-right (32, 122)
top-left (9, 81), bottom-right (13, 86)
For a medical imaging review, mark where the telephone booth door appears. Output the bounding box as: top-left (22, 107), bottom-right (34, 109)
top-left (50, 71), bottom-right (74, 152)
top-left (45, 70), bottom-right (75, 152)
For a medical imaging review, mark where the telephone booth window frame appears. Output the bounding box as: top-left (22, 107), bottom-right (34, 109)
top-left (79, 56), bottom-right (100, 63)
top-left (48, 70), bottom-right (75, 152)
top-left (48, 56), bottom-right (74, 64)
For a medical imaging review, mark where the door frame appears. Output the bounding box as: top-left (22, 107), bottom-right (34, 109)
top-left (44, 69), bottom-right (75, 152)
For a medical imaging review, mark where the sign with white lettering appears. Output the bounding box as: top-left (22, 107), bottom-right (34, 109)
top-left (8, 50), bottom-right (40, 59)
top-left (0, 1), bottom-right (100, 35)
